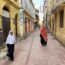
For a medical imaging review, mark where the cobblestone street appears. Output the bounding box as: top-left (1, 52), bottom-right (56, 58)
top-left (0, 30), bottom-right (65, 65)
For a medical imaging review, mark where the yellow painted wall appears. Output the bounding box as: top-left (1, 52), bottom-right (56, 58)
top-left (52, 7), bottom-right (65, 46)
top-left (0, 0), bottom-right (20, 36)
top-left (47, 0), bottom-right (65, 46)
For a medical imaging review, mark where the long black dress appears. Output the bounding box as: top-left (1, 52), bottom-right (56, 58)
top-left (7, 44), bottom-right (14, 61)
top-left (40, 34), bottom-right (47, 46)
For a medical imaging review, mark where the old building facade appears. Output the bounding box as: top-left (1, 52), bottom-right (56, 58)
top-left (43, 0), bottom-right (65, 46)
top-left (43, 0), bottom-right (54, 32)
top-left (20, 0), bottom-right (35, 37)
top-left (0, 0), bottom-right (20, 44)
top-left (52, 0), bottom-right (65, 46)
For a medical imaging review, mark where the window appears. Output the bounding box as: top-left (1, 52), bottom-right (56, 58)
top-left (60, 10), bottom-right (64, 28)
top-left (3, 7), bottom-right (9, 18)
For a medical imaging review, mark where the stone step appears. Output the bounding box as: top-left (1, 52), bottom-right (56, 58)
top-left (0, 48), bottom-right (7, 60)
top-left (0, 52), bottom-right (7, 60)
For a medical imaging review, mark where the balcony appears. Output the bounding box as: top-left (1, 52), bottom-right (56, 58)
top-left (52, 0), bottom-right (65, 13)
top-left (4, 0), bottom-right (20, 8)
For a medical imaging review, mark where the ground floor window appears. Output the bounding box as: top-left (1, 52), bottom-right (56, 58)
top-left (60, 10), bottom-right (64, 28)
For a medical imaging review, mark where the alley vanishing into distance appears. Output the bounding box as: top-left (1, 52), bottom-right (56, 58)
top-left (0, 29), bottom-right (65, 65)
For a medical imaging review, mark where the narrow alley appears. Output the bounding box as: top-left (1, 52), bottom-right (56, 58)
top-left (0, 29), bottom-right (65, 65)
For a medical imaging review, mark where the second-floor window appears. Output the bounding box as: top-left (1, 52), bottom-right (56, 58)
top-left (60, 10), bottom-right (64, 28)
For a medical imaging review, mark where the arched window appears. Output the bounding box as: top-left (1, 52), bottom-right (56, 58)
top-left (3, 7), bottom-right (9, 18)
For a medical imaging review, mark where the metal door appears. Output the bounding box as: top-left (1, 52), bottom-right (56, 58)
top-left (2, 16), bottom-right (10, 41)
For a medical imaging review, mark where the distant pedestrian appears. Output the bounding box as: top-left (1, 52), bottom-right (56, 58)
top-left (6, 30), bottom-right (15, 61)
top-left (40, 24), bottom-right (48, 46)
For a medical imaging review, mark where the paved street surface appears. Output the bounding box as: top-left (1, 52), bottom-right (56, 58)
top-left (0, 29), bottom-right (65, 65)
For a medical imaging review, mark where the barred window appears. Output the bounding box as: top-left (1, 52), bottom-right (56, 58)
top-left (60, 10), bottom-right (64, 28)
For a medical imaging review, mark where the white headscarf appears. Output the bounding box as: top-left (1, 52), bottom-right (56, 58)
top-left (6, 30), bottom-right (15, 44)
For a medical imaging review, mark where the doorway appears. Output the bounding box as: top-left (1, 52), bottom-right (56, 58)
top-left (2, 7), bottom-right (10, 42)
top-left (25, 18), bottom-right (27, 34)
